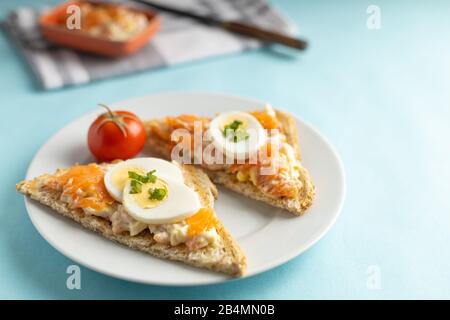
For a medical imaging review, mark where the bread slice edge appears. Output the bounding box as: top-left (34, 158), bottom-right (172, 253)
top-left (144, 109), bottom-right (315, 215)
top-left (16, 165), bottom-right (247, 277)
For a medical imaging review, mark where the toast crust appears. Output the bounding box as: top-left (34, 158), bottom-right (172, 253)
top-left (144, 109), bottom-right (315, 215)
top-left (16, 164), bottom-right (246, 276)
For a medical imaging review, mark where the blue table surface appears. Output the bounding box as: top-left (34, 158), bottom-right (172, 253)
top-left (1, 0), bottom-right (449, 299)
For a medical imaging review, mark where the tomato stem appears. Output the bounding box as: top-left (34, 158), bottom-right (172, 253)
top-left (96, 103), bottom-right (133, 138)
top-left (98, 103), bottom-right (116, 118)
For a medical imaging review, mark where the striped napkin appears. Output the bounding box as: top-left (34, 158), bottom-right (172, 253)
top-left (2, 0), bottom-right (295, 90)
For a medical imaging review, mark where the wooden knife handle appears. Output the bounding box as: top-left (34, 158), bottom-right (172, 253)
top-left (221, 21), bottom-right (307, 50)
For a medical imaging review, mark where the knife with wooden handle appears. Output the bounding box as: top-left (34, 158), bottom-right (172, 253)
top-left (132, 0), bottom-right (308, 50)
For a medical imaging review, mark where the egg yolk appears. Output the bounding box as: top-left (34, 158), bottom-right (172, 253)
top-left (186, 208), bottom-right (218, 237)
top-left (54, 164), bottom-right (114, 211)
top-left (130, 178), bottom-right (168, 209)
top-left (221, 117), bottom-right (248, 131)
top-left (111, 166), bottom-right (145, 192)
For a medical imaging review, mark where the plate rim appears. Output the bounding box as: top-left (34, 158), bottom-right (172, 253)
top-left (24, 91), bottom-right (346, 286)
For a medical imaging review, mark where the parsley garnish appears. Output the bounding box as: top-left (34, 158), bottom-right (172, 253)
top-left (128, 170), bottom-right (159, 194)
top-left (148, 187), bottom-right (167, 201)
top-left (128, 170), bottom-right (158, 184)
top-left (128, 171), bottom-right (148, 183)
top-left (223, 119), bottom-right (250, 142)
top-left (129, 179), bottom-right (143, 194)
top-left (224, 120), bottom-right (243, 133)
top-left (146, 170), bottom-right (157, 183)
top-left (232, 130), bottom-right (249, 142)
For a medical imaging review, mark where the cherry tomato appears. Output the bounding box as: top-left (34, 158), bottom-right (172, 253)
top-left (88, 104), bottom-right (147, 162)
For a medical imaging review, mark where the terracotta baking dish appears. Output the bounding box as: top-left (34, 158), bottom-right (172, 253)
top-left (39, 0), bottom-right (160, 57)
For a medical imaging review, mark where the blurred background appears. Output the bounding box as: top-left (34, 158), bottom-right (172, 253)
top-left (0, 0), bottom-right (449, 299)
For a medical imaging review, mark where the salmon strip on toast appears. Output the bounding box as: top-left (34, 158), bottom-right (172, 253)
top-left (17, 161), bottom-right (246, 276)
top-left (144, 105), bottom-right (315, 215)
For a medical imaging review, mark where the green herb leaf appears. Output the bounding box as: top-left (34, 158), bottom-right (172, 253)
top-left (128, 171), bottom-right (149, 183)
top-left (146, 170), bottom-right (157, 183)
top-left (233, 130), bottom-right (250, 142)
top-left (223, 120), bottom-right (243, 136)
top-left (129, 180), bottom-right (143, 194)
top-left (223, 119), bottom-right (249, 142)
top-left (148, 187), bottom-right (167, 201)
top-left (128, 170), bottom-right (158, 184)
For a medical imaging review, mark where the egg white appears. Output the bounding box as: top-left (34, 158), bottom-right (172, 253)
top-left (209, 111), bottom-right (267, 160)
top-left (104, 157), bottom-right (184, 202)
top-left (122, 177), bottom-right (201, 224)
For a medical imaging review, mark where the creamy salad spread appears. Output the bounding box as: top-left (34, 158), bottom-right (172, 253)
top-left (148, 105), bottom-right (305, 200)
top-left (42, 159), bottom-right (219, 251)
top-left (60, 3), bottom-right (149, 41)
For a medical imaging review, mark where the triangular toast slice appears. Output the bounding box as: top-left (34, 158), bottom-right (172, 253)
top-left (16, 162), bottom-right (246, 276)
top-left (144, 107), bottom-right (315, 215)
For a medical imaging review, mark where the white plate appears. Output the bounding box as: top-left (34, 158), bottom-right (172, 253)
top-left (24, 92), bottom-right (345, 286)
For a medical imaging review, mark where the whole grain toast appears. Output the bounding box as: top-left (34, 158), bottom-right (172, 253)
top-left (144, 109), bottom-right (315, 215)
top-left (16, 163), bottom-right (246, 276)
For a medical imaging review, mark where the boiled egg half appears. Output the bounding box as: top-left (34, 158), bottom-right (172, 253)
top-left (104, 158), bottom-right (201, 224)
top-left (209, 111), bottom-right (267, 160)
top-left (104, 157), bottom-right (184, 202)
